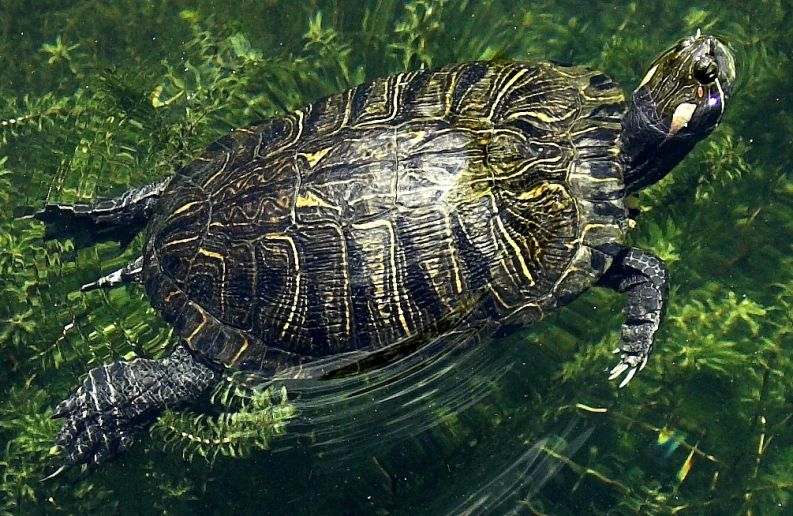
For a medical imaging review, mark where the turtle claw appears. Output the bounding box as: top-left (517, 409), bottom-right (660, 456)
top-left (49, 365), bottom-right (145, 476)
top-left (41, 464), bottom-right (71, 483)
top-left (618, 364), bottom-right (638, 388)
top-left (608, 361), bottom-right (629, 381)
top-left (609, 350), bottom-right (648, 387)
top-left (50, 400), bottom-right (70, 419)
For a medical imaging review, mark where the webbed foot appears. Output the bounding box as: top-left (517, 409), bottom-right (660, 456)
top-left (45, 345), bottom-right (215, 479)
top-left (34, 177), bottom-right (170, 247)
top-left (599, 247), bottom-right (669, 387)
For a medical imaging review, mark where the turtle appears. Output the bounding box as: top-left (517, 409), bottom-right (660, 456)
top-left (36, 33), bottom-right (735, 477)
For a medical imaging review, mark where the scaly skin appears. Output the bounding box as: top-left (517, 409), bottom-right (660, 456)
top-left (45, 345), bottom-right (214, 479)
top-left (598, 247), bottom-right (669, 387)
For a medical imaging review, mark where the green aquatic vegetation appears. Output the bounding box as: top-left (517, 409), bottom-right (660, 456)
top-left (0, 93), bottom-right (83, 148)
top-left (302, 11), bottom-right (356, 88)
top-left (551, 285), bottom-right (793, 514)
top-left (153, 384), bottom-right (295, 463)
top-left (39, 35), bottom-right (81, 72)
top-left (389, 0), bottom-right (451, 70)
top-left (1, 389), bottom-right (61, 512)
top-left (694, 133), bottom-right (754, 203)
top-left (662, 283), bottom-right (767, 378)
top-left (0, 157), bottom-right (12, 211)
top-left (629, 217), bottom-right (683, 268)
top-left (753, 442), bottom-right (793, 510)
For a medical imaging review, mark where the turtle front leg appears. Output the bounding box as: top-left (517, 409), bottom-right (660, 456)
top-left (45, 344), bottom-right (215, 479)
top-left (597, 247), bottom-right (669, 387)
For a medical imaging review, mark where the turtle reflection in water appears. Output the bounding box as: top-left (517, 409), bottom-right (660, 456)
top-left (37, 33), bottom-right (735, 477)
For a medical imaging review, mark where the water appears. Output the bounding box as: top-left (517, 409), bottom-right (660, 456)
top-left (1, 0), bottom-right (791, 514)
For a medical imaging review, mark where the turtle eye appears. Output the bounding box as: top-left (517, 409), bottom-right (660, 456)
top-left (693, 57), bottom-right (718, 84)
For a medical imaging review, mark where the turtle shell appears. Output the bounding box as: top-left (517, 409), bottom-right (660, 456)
top-left (143, 61), bottom-right (629, 375)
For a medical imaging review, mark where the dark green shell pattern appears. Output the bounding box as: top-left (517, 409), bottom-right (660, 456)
top-left (143, 61), bottom-right (629, 375)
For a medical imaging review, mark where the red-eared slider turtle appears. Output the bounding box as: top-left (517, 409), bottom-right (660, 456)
top-left (37, 33), bottom-right (735, 476)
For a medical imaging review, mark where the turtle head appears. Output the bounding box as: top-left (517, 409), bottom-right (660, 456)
top-left (621, 33), bottom-right (736, 194)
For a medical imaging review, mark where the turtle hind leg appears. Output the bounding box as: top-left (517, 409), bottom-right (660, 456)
top-left (46, 344), bottom-right (215, 479)
top-left (81, 255), bottom-right (144, 292)
top-left (35, 176), bottom-right (171, 248)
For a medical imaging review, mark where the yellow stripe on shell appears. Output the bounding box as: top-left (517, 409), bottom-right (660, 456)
top-left (488, 68), bottom-right (529, 120)
top-left (295, 190), bottom-right (340, 211)
top-left (299, 146), bottom-right (332, 168)
top-left (201, 151), bottom-right (231, 189)
top-left (351, 219), bottom-right (411, 334)
top-left (229, 336), bottom-right (249, 366)
top-left (172, 201), bottom-right (200, 216)
top-left (197, 248), bottom-right (227, 315)
top-left (513, 109), bottom-right (577, 124)
top-left (266, 235), bottom-right (301, 339)
top-left (159, 234), bottom-right (200, 250)
top-left (494, 212), bottom-right (535, 287)
top-left (185, 309), bottom-right (207, 345)
top-left (197, 248), bottom-right (225, 261)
